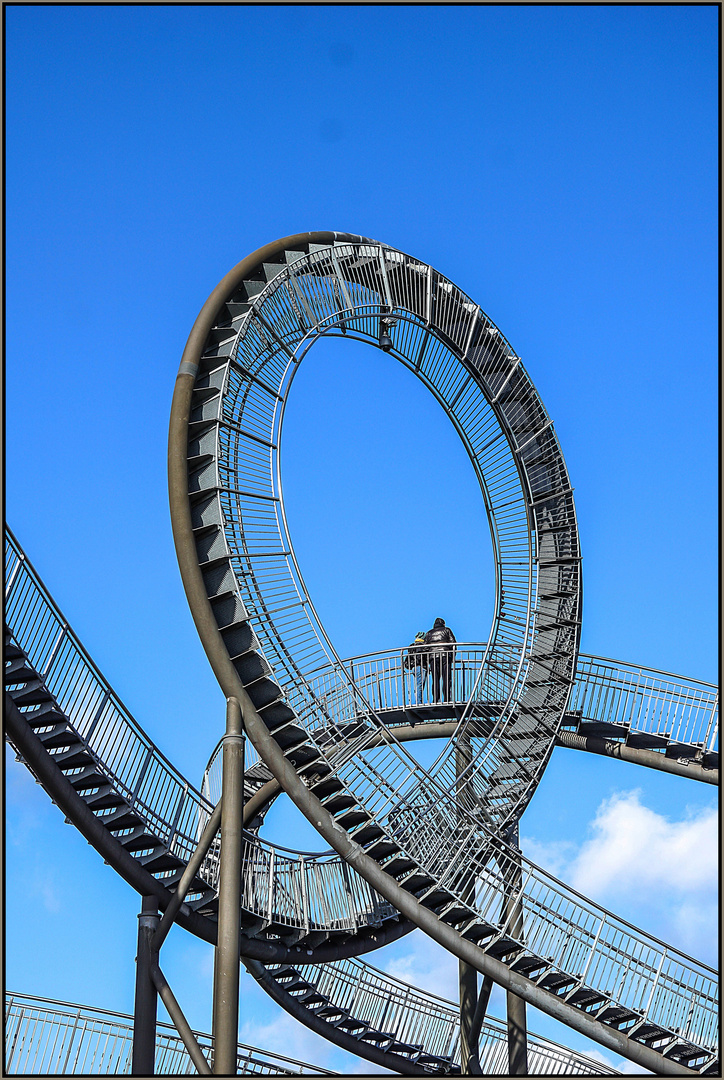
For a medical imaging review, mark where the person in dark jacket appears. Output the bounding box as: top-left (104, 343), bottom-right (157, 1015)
top-left (424, 618), bottom-right (456, 702)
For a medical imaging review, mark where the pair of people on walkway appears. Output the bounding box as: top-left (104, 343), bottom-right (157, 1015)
top-left (404, 618), bottom-right (456, 704)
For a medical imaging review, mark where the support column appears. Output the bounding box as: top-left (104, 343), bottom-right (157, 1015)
top-left (505, 824), bottom-right (528, 1076)
top-left (468, 974), bottom-right (493, 1074)
top-left (212, 697), bottom-right (245, 1075)
top-left (456, 732), bottom-right (477, 1074)
top-left (132, 895), bottom-right (159, 1076)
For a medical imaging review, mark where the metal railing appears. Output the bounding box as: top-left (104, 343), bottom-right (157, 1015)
top-left (200, 239), bottom-right (583, 838)
top-left (197, 830), bottom-right (394, 934)
top-left (201, 647), bottom-right (718, 810)
top-left (4, 993), bottom-right (334, 1075)
top-left (5, 528), bottom-right (719, 1063)
top-left (289, 957), bottom-right (618, 1075)
top-left (298, 645), bottom-right (718, 758)
top-left (5, 528), bottom-right (214, 870)
top-left (4, 529), bottom-right (393, 932)
top-left (570, 655), bottom-right (718, 754)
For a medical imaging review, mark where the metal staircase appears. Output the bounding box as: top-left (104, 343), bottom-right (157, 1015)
top-left (6, 526), bottom-right (718, 1073)
top-left (4, 992), bottom-right (335, 1075)
top-left (167, 234), bottom-right (719, 1073)
top-left (5, 235), bottom-right (719, 1075)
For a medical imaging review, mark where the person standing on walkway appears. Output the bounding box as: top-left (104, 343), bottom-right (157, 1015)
top-left (425, 618), bottom-right (456, 703)
top-left (404, 631), bottom-right (428, 705)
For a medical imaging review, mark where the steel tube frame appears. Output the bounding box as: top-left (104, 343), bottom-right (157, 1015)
top-left (503, 826), bottom-right (528, 1076)
top-left (238, 693), bottom-right (696, 1075)
top-left (468, 974), bottom-right (494, 1074)
top-left (149, 961), bottom-right (212, 1075)
top-left (457, 732), bottom-right (478, 1074)
top-left (212, 697), bottom-right (244, 1074)
top-left (160, 232), bottom-right (713, 1075)
top-left (154, 800), bottom-right (223, 951)
top-left (132, 896), bottom-right (159, 1075)
top-left (556, 729), bottom-right (718, 784)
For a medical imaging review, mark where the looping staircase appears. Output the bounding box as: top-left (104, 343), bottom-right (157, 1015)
top-left (4, 529), bottom-right (719, 1074)
top-left (5, 234), bottom-right (719, 1075)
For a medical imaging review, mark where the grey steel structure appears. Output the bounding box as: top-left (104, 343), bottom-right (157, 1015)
top-left (4, 232), bottom-right (718, 1075)
top-left (5, 993), bottom-right (335, 1076)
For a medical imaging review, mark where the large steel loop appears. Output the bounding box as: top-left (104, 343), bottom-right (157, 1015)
top-left (169, 233), bottom-right (582, 869)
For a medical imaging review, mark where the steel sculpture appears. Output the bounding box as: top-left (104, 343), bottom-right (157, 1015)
top-left (4, 231), bottom-right (718, 1076)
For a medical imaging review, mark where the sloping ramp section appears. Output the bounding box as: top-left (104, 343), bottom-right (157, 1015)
top-left (5, 527), bottom-right (630, 1075)
top-left (168, 234), bottom-right (718, 1075)
top-left (4, 992), bottom-right (334, 1075)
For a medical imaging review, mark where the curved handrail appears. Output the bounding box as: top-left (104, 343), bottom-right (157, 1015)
top-left (5, 525), bottom-right (719, 1071)
top-left (201, 646), bottom-right (718, 808)
top-left (286, 957), bottom-right (620, 1075)
top-left (4, 992), bottom-right (335, 1075)
top-left (5, 527), bottom-right (214, 862)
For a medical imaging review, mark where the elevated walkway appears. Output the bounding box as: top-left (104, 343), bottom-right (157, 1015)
top-left (5, 527), bottom-right (719, 1075)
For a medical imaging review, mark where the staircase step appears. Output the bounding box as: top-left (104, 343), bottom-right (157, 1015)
top-left (486, 936), bottom-right (522, 960)
top-left (285, 744), bottom-right (319, 769)
top-left (538, 970), bottom-right (578, 993)
top-left (333, 807), bottom-right (369, 829)
top-left (511, 954), bottom-right (551, 978)
top-left (4, 656), bottom-right (39, 682)
top-left (626, 731), bottom-right (671, 750)
top-left (595, 1004), bottom-right (639, 1028)
top-left (398, 868), bottom-right (434, 890)
top-left (8, 680), bottom-right (55, 706)
top-left (349, 821), bottom-right (384, 846)
top-left (566, 986), bottom-right (607, 1009)
top-left (19, 702), bottom-right (67, 726)
top-left (309, 776), bottom-right (344, 799)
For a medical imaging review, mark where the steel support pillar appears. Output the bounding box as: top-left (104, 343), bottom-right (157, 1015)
top-left (505, 825), bottom-right (528, 1076)
top-left (459, 959), bottom-right (478, 1074)
top-left (132, 895), bottom-right (159, 1075)
top-left (212, 697), bottom-right (245, 1075)
top-left (456, 732), bottom-right (478, 1074)
top-left (468, 974), bottom-right (493, 1074)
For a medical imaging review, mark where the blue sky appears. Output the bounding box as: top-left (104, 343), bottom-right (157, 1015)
top-left (5, 5), bottom-right (718, 1073)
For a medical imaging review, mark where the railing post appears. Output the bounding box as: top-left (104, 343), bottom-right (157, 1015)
top-left (5, 549), bottom-right (25, 598)
top-left (212, 697), bottom-right (244, 1075)
top-left (132, 895), bottom-right (159, 1075)
top-left (61, 1008), bottom-right (82, 1073)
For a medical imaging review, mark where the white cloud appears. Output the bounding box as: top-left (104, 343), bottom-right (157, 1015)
top-left (522, 789), bottom-right (718, 963)
top-left (567, 789), bottom-right (717, 897)
top-left (384, 930), bottom-right (459, 1002)
top-left (518, 836), bottom-right (577, 880)
top-left (239, 1010), bottom-right (336, 1071)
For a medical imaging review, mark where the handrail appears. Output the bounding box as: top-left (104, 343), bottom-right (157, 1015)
top-left (5, 524), bottom-right (719, 1067)
top-left (4, 992), bottom-right (335, 1075)
top-left (290, 957), bottom-right (620, 1075)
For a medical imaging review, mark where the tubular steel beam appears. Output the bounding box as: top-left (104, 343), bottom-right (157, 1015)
top-left (241, 717), bottom-right (717, 831)
top-left (153, 800), bottom-right (222, 951)
top-left (4, 695), bottom-right (414, 967)
top-left (503, 828), bottom-right (528, 1076)
top-left (468, 975), bottom-right (494, 1075)
top-left (132, 896), bottom-right (159, 1076)
top-left (456, 733), bottom-right (477, 1075)
top-left (212, 698), bottom-right (244, 1075)
top-left (238, 695), bottom-right (697, 1076)
top-left (556, 729), bottom-right (718, 784)
top-left (149, 961), bottom-right (212, 1075)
